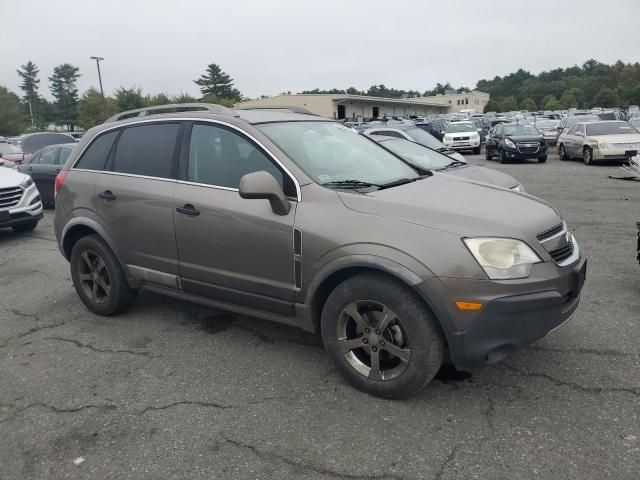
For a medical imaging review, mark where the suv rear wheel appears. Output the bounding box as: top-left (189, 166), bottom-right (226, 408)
top-left (70, 234), bottom-right (137, 315)
top-left (321, 273), bottom-right (444, 399)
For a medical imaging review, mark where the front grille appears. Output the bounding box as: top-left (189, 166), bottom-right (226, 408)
top-left (0, 186), bottom-right (23, 210)
top-left (549, 243), bottom-right (574, 263)
top-left (537, 223), bottom-right (563, 241)
top-left (516, 142), bottom-right (539, 154)
top-left (453, 136), bottom-right (470, 141)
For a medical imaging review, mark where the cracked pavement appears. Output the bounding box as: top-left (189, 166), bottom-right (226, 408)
top-left (1, 150), bottom-right (639, 479)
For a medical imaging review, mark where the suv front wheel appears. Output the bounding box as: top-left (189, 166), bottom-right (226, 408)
top-left (70, 234), bottom-right (137, 316)
top-left (321, 273), bottom-right (444, 399)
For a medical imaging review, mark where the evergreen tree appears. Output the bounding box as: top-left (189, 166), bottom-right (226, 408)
top-left (49, 63), bottom-right (81, 131)
top-left (194, 63), bottom-right (240, 99)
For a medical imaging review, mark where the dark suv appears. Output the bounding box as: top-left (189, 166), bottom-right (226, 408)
top-left (485, 123), bottom-right (548, 163)
top-left (54, 104), bottom-right (586, 399)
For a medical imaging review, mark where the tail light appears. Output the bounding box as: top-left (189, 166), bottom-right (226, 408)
top-left (54, 170), bottom-right (69, 196)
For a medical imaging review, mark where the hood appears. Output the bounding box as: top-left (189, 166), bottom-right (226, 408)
top-left (338, 174), bottom-right (560, 238)
top-left (587, 134), bottom-right (640, 143)
top-left (505, 134), bottom-right (543, 142)
top-left (444, 165), bottom-right (519, 189)
top-left (0, 166), bottom-right (29, 189)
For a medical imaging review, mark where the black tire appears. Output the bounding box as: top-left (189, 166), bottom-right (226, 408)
top-left (559, 144), bottom-right (569, 161)
top-left (538, 155), bottom-right (547, 163)
top-left (583, 147), bottom-right (593, 165)
top-left (473, 146), bottom-right (481, 155)
top-left (70, 234), bottom-right (136, 316)
top-left (12, 221), bottom-right (38, 232)
top-left (498, 149), bottom-right (508, 164)
top-left (321, 273), bottom-right (444, 399)
top-left (485, 146), bottom-right (492, 160)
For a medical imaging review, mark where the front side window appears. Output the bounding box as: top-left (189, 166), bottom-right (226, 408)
top-left (187, 123), bottom-right (293, 195)
top-left (58, 147), bottom-right (73, 165)
top-left (75, 130), bottom-right (119, 170)
top-left (112, 123), bottom-right (180, 178)
top-left (258, 121), bottom-right (418, 187)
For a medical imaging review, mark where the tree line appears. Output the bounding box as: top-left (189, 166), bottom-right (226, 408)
top-left (480, 59), bottom-right (640, 113)
top-left (0, 62), bottom-right (242, 135)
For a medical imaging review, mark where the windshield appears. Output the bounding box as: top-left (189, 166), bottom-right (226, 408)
top-left (380, 139), bottom-right (456, 170)
top-left (446, 123), bottom-right (476, 133)
top-left (503, 125), bottom-right (540, 136)
top-left (535, 120), bottom-right (559, 129)
top-left (586, 122), bottom-right (637, 136)
top-left (566, 115), bottom-right (599, 127)
top-left (257, 122), bottom-right (418, 187)
top-left (0, 143), bottom-right (22, 155)
top-left (403, 127), bottom-right (448, 149)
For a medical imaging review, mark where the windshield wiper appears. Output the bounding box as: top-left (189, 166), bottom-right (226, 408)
top-left (442, 160), bottom-right (466, 169)
top-left (378, 175), bottom-right (428, 190)
top-left (321, 179), bottom-right (380, 189)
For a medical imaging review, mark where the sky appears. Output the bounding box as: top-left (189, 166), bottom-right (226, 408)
top-left (1, 0), bottom-right (639, 100)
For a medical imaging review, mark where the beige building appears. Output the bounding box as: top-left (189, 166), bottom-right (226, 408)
top-left (237, 94), bottom-right (448, 121)
top-left (416, 90), bottom-right (491, 113)
top-left (236, 91), bottom-right (490, 119)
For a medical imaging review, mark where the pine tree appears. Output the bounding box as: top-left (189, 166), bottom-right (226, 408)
top-left (194, 64), bottom-right (240, 99)
top-left (49, 63), bottom-right (81, 131)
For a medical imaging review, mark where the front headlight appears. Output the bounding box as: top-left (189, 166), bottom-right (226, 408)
top-left (596, 141), bottom-right (608, 150)
top-left (19, 177), bottom-right (33, 189)
top-left (504, 138), bottom-right (516, 149)
top-left (463, 238), bottom-right (541, 279)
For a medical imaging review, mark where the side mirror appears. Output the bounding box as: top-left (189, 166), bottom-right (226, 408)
top-left (239, 171), bottom-right (291, 216)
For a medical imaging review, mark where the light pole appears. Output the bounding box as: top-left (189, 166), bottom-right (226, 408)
top-left (90, 56), bottom-right (105, 117)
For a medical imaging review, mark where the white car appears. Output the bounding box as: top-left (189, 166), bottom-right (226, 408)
top-left (442, 121), bottom-right (481, 154)
top-left (0, 167), bottom-right (43, 232)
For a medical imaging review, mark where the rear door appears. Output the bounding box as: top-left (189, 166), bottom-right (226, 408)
top-left (173, 121), bottom-right (298, 315)
top-left (30, 147), bottom-right (59, 203)
top-left (95, 122), bottom-right (182, 285)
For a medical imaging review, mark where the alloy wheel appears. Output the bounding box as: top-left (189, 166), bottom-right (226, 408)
top-left (77, 249), bottom-right (111, 303)
top-left (337, 300), bottom-right (411, 381)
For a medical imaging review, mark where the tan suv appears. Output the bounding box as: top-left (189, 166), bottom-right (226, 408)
top-left (54, 104), bottom-right (586, 398)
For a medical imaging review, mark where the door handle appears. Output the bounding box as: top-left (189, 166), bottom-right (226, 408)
top-left (176, 204), bottom-right (200, 216)
top-left (98, 190), bottom-right (116, 201)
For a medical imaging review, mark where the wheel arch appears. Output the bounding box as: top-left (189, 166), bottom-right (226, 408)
top-left (302, 256), bottom-right (450, 353)
top-left (61, 217), bottom-right (121, 264)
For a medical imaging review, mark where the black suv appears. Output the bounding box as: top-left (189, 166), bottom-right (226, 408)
top-left (485, 123), bottom-right (548, 163)
top-left (426, 119), bottom-right (448, 141)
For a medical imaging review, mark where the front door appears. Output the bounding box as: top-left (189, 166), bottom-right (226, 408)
top-left (173, 122), bottom-right (298, 315)
top-left (95, 122), bottom-right (181, 283)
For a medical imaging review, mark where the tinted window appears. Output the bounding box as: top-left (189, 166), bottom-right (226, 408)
top-left (113, 123), bottom-right (179, 178)
top-left (188, 124), bottom-right (292, 195)
top-left (58, 147), bottom-right (72, 165)
top-left (40, 147), bottom-right (59, 165)
top-left (76, 130), bottom-right (119, 170)
top-left (27, 152), bottom-right (42, 164)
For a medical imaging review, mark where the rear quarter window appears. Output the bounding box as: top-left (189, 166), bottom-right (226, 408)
top-left (75, 131), bottom-right (119, 170)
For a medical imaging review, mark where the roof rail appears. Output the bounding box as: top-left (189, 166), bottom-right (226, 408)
top-left (104, 103), bottom-right (238, 123)
top-left (234, 105), bottom-right (319, 116)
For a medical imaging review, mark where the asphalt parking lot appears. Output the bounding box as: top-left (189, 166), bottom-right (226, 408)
top-left (1, 148), bottom-right (639, 480)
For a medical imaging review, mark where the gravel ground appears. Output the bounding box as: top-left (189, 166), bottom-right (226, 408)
top-left (1, 149), bottom-right (639, 479)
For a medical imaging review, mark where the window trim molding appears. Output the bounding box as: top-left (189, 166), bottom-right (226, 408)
top-left (70, 117), bottom-right (302, 201)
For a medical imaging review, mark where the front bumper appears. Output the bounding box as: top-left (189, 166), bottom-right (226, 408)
top-left (502, 144), bottom-right (548, 160)
top-left (0, 184), bottom-right (43, 228)
top-left (592, 148), bottom-right (638, 161)
top-left (419, 255), bottom-right (586, 370)
top-left (444, 139), bottom-right (481, 150)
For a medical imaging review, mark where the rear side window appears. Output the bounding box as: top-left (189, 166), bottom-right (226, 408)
top-left (76, 131), bottom-right (119, 170)
top-left (40, 147), bottom-right (59, 165)
top-left (112, 123), bottom-right (180, 178)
